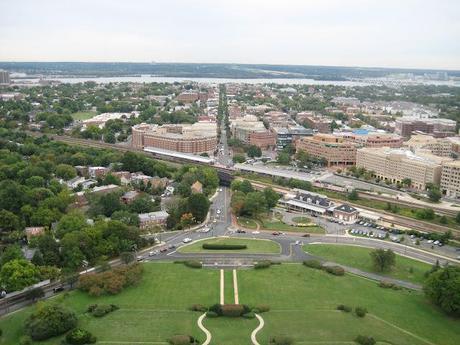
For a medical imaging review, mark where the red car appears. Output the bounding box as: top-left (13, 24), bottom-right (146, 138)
top-left (160, 247), bottom-right (168, 253)
top-left (272, 231), bottom-right (281, 236)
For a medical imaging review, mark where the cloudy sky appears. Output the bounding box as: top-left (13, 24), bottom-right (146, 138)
top-left (1, 0), bottom-right (459, 70)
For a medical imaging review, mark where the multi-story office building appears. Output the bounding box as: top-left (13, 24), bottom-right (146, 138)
top-left (356, 147), bottom-right (450, 189)
top-left (295, 134), bottom-right (357, 167)
top-left (272, 126), bottom-right (313, 149)
top-left (404, 134), bottom-right (453, 157)
top-left (338, 130), bottom-right (403, 148)
top-left (440, 161), bottom-right (460, 199)
top-left (132, 122), bottom-right (217, 154)
top-left (230, 115), bottom-right (266, 142)
top-left (248, 130), bottom-right (277, 149)
top-left (0, 70), bottom-right (10, 85)
top-left (297, 113), bottom-right (332, 133)
top-left (395, 117), bottom-right (456, 137)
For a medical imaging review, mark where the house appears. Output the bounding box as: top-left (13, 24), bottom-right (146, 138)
top-left (88, 166), bottom-right (109, 179)
top-left (91, 184), bottom-right (120, 195)
top-left (66, 176), bottom-right (86, 189)
top-left (25, 227), bottom-right (45, 240)
top-left (112, 171), bottom-right (132, 185)
top-left (191, 181), bottom-right (203, 194)
top-left (138, 211), bottom-right (169, 229)
top-left (333, 204), bottom-right (359, 224)
top-left (280, 190), bottom-right (333, 216)
top-left (121, 190), bottom-right (140, 204)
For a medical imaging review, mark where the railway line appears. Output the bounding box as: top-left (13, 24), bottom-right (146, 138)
top-left (28, 133), bottom-right (460, 237)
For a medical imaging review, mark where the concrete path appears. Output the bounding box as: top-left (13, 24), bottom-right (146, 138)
top-left (220, 269), bottom-right (225, 304)
top-left (197, 313), bottom-right (212, 345)
top-left (251, 314), bottom-right (265, 345)
top-left (233, 269), bottom-right (239, 304)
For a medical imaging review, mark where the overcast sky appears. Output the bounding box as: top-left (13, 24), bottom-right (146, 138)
top-left (1, 0), bottom-right (459, 70)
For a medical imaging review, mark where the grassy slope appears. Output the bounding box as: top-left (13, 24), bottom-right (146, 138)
top-left (239, 264), bottom-right (460, 345)
top-left (304, 244), bottom-right (432, 285)
top-left (70, 111), bottom-right (97, 120)
top-left (1, 263), bottom-right (459, 345)
top-left (0, 263), bottom-right (219, 345)
top-left (178, 237), bottom-right (281, 254)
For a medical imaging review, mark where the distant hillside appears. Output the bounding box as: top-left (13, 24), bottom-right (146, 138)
top-left (0, 62), bottom-right (459, 80)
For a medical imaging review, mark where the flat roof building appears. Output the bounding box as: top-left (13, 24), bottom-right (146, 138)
top-left (296, 134), bottom-right (357, 167)
top-left (441, 160), bottom-right (460, 199)
top-left (395, 117), bottom-right (456, 138)
top-left (404, 134), bottom-right (453, 157)
top-left (356, 147), bottom-right (450, 189)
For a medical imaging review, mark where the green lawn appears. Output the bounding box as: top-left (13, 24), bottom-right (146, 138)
top-left (0, 263), bottom-right (459, 345)
top-left (304, 244), bottom-right (433, 285)
top-left (261, 218), bottom-right (325, 234)
top-left (292, 216), bottom-right (312, 224)
top-left (178, 237), bottom-right (281, 254)
top-left (237, 216), bottom-right (259, 229)
top-left (71, 111), bottom-right (97, 120)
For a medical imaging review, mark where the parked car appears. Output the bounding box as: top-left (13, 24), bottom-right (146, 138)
top-left (272, 231), bottom-right (282, 236)
top-left (183, 238), bottom-right (193, 243)
top-left (53, 286), bottom-right (65, 293)
top-left (236, 229), bottom-right (246, 233)
top-left (160, 247), bottom-right (168, 253)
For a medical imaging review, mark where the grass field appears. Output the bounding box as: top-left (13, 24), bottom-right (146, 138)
top-left (304, 244), bottom-right (433, 285)
top-left (292, 216), bottom-right (312, 224)
top-left (178, 237), bottom-right (281, 254)
top-left (1, 263), bottom-right (459, 345)
top-left (260, 218), bottom-right (325, 234)
top-left (237, 216), bottom-right (259, 229)
top-left (71, 111), bottom-right (97, 120)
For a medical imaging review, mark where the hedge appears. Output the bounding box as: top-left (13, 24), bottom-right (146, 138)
top-left (379, 281), bottom-right (402, 290)
top-left (355, 335), bottom-right (376, 345)
top-left (254, 304), bottom-right (270, 313)
top-left (221, 304), bottom-right (247, 317)
top-left (88, 304), bottom-right (119, 317)
top-left (303, 260), bottom-right (323, 269)
top-left (184, 260), bottom-right (202, 269)
top-left (323, 265), bottom-right (345, 276)
top-left (254, 260), bottom-right (272, 269)
top-left (270, 335), bottom-right (294, 345)
top-left (355, 307), bottom-right (368, 318)
top-left (337, 304), bottom-right (352, 312)
top-left (190, 304), bottom-right (207, 312)
top-left (168, 335), bottom-right (198, 345)
top-left (202, 244), bottom-right (247, 250)
top-left (243, 312), bottom-right (256, 319)
top-left (64, 328), bottom-right (97, 345)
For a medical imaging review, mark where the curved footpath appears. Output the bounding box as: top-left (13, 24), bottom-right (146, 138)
top-left (197, 313), bottom-right (211, 345)
top-left (251, 314), bottom-right (265, 345)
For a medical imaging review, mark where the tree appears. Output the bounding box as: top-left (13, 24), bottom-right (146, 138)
top-left (263, 188), bottom-right (280, 209)
top-left (56, 212), bottom-right (87, 238)
top-left (111, 210), bottom-right (140, 226)
top-left (128, 196), bottom-right (156, 214)
top-left (25, 304), bottom-right (77, 341)
top-left (26, 287), bottom-right (45, 302)
top-left (244, 192), bottom-right (267, 218)
top-left (424, 266), bottom-right (460, 316)
top-left (277, 152), bottom-right (291, 165)
top-left (401, 178), bottom-right (412, 188)
top-left (426, 184), bottom-right (441, 202)
top-left (231, 180), bottom-right (254, 194)
top-left (0, 259), bottom-right (41, 292)
top-left (103, 173), bottom-right (121, 186)
top-left (187, 193), bottom-right (210, 222)
top-left (370, 249), bottom-right (395, 272)
top-left (231, 191), bottom-right (246, 216)
top-left (247, 145), bottom-right (262, 158)
top-left (0, 245), bottom-right (23, 267)
top-left (233, 154), bottom-right (246, 163)
top-left (347, 189), bottom-right (359, 201)
top-left (0, 210), bottom-right (21, 232)
top-left (55, 164), bottom-right (77, 180)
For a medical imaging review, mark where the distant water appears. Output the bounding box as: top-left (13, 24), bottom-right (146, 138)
top-left (13, 75), bottom-right (460, 87)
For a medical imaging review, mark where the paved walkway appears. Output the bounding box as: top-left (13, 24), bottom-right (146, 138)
top-left (197, 313), bottom-right (212, 345)
top-left (233, 269), bottom-right (239, 304)
top-left (251, 314), bottom-right (265, 345)
top-left (220, 269), bottom-right (225, 304)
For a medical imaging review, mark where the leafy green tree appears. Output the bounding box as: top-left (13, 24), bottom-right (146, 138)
top-left (427, 186), bottom-right (441, 202)
top-left (56, 212), bottom-right (87, 238)
top-left (0, 209), bottom-right (21, 232)
top-left (55, 164), bottom-right (77, 180)
top-left (247, 145), bottom-right (262, 158)
top-left (111, 210), bottom-right (140, 226)
top-left (232, 154), bottom-right (246, 163)
top-left (103, 173), bottom-right (121, 186)
top-left (370, 249), bottom-right (395, 272)
top-left (0, 245), bottom-right (23, 267)
top-left (128, 196), bottom-right (156, 214)
top-left (277, 152), bottom-right (291, 165)
top-left (424, 266), bottom-right (460, 316)
top-left (0, 259), bottom-right (41, 291)
top-left (244, 192), bottom-right (267, 218)
top-left (187, 193), bottom-right (210, 222)
top-left (263, 188), bottom-right (280, 209)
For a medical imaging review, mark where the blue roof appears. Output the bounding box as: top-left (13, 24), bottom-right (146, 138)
top-left (352, 129), bottom-right (369, 135)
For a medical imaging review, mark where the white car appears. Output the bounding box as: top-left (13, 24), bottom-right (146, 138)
top-left (216, 209), bottom-right (221, 214)
top-left (252, 230), bottom-right (260, 234)
top-left (183, 238), bottom-right (193, 243)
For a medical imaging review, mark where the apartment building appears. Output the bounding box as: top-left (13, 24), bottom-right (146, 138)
top-left (297, 113), bottom-right (332, 133)
top-left (230, 115), bottom-right (266, 142)
top-left (356, 147), bottom-right (449, 189)
top-left (295, 134), bottom-right (357, 167)
top-left (248, 130), bottom-right (277, 149)
top-left (404, 134), bottom-right (453, 157)
top-left (441, 161), bottom-right (460, 199)
top-left (395, 117), bottom-right (456, 138)
top-left (338, 131), bottom-right (403, 148)
top-left (132, 122), bottom-right (217, 154)
top-left (0, 70), bottom-right (10, 85)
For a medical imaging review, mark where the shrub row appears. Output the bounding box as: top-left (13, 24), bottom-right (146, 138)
top-left (184, 260), bottom-right (202, 269)
top-left (78, 263), bottom-right (143, 296)
top-left (337, 304), bottom-right (352, 312)
top-left (355, 335), bottom-right (376, 345)
top-left (64, 328), bottom-right (97, 345)
top-left (168, 334), bottom-right (199, 345)
top-left (337, 305), bottom-right (368, 317)
top-left (379, 281), bottom-right (402, 290)
top-left (303, 260), bottom-right (345, 276)
top-left (270, 335), bottom-right (294, 345)
top-left (208, 303), bottom-right (251, 317)
top-left (87, 304), bottom-right (119, 317)
top-left (254, 260), bottom-right (272, 269)
top-left (24, 305), bottom-right (77, 341)
top-left (202, 244), bottom-right (247, 250)
top-left (189, 304), bottom-right (207, 312)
